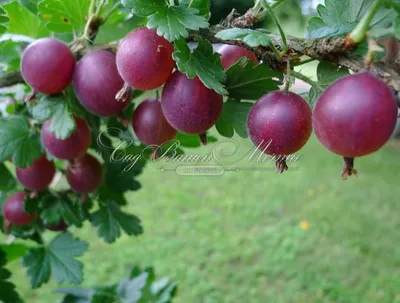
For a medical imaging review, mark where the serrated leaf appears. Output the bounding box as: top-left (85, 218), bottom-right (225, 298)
top-left (225, 58), bottom-right (282, 100)
top-left (308, 61), bottom-right (350, 106)
top-left (0, 248), bottom-right (22, 303)
top-left (179, 0), bottom-right (210, 18)
top-left (216, 100), bottom-right (252, 138)
top-left (121, 0), bottom-right (166, 17)
top-left (306, 0), bottom-right (398, 39)
top-left (2, 1), bottom-right (50, 38)
top-left (98, 185), bottom-right (127, 206)
top-left (0, 116), bottom-right (42, 168)
top-left (104, 160), bottom-right (143, 193)
top-left (215, 28), bottom-right (271, 47)
top-left (0, 164), bottom-right (16, 191)
top-left (31, 95), bottom-right (76, 139)
top-left (41, 196), bottom-right (83, 227)
top-left (49, 103), bottom-right (76, 139)
top-left (24, 192), bottom-right (43, 214)
top-left (91, 201), bottom-right (143, 243)
top-left (38, 0), bottom-right (91, 33)
top-left (0, 7), bottom-right (9, 35)
top-left (21, 247), bottom-right (51, 288)
top-left (147, 5), bottom-right (208, 41)
top-left (173, 37), bottom-right (227, 95)
top-left (22, 232), bottom-right (88, 288)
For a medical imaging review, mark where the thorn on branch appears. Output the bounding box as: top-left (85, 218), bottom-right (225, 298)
top-left (225, 8), bottom-right (259, 28)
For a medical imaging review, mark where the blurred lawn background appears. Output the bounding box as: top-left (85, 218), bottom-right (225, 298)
top-left (8, 134), bottom-right (400, 303)
top-left (4, 0), bottom-right (400, 302)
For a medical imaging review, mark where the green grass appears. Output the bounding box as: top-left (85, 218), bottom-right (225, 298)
top-left (7, 134), bottom-right (400, 303)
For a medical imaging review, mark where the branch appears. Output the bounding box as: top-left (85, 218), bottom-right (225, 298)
top-left (0, 71), bottom-right (23, 88)
top-left (1, 15), bottom-right (399, 93)
top-left (192, 26), bottom-right (400, 92)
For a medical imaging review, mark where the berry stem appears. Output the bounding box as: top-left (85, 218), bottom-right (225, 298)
top-left (199, 133), bottom-right (207, 145)
top-left (3, 219), bottom-right (11, 234)
top-left (25, 91), bottom-right (37, 103)
top-left (348, 0), bottom-right (382, 44)
top-left (81, 0), bottom-right (108, 44)
top-left (151, 148), bottom-right (160, 160)
top-left (260, 0), bottom-right (287, 59)
top-left (116, 82), bottom-right (132, 102)
top-left (275, 156), bottom-right (288, 174)
top-left (284, 60), bottom-right (291, 91)
top-left (342, 157), bottom-right (358, 180)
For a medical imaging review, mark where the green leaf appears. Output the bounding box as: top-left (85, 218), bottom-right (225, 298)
top-left (395, 16), bottom-right (400, 39)
top-left (121, 0), bottom-right (166, 17)
top-left (91, 201), bottom-right (143, 243)
top-left (0, 7), bottom-right (9, 35)
top-left (215, 113), bottom-right (234, 138)
top-left (215, 28), bottom-right (271, 47)
top-left (21, 247), bottom-right (51, 288)
top-left (92, 286), bottom-right (119, 303)
top-left (179, 0), bottom-right (210, 18)
top-left (173, 37), bottom-right (227, 95)
top-left (0, 248), bottom-right (22, 303)
top-left (54, 287), bottom-right (93, 302)
top-left (308, 61), bottom-right (350, 106)
top-left (0, 40), bottom-right (22, 72)
top-left (22, 232), bottom-right (88, 288)
top-left (122, 0), bottom-right (208, 41)
top-left (38, 0), bottom-right (91, 33)
top-left (175, 132), bottom-right (217, 148)
top-left (351, 40), bottom-right (386, 60)
top-left (0, 164), bottom-right (16, 191)
top-left (31, 95), bottom-right (77, 139)
top-left (306, 0), bottom-right (398, 39)
top-left (216, 100), bottom-right (252, 138)
top-left (153, 279), bottom-right (178, 303)
top-left (98, 186), bottom-right (127, 206)
top-left (225, 58), bottom-right (282, 100)
top-left (0, 116), bottom-right (42, 168)
top-left (19, 0), bottom-right (39, 14)
top-left (147, 5), bottom-right (208, 42)
top-left (0, 243), bottom-right (32, 263)
top-left (103, 160), bottom-right (143, 193)
top-left (41, 196), bottom-right (83, 227)
top-left (2, 1), bottom-right (50, 38)
top-left (118, 272), bottom-right (149, 302)
top-left (96, 15), bottom-right (147, 44)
